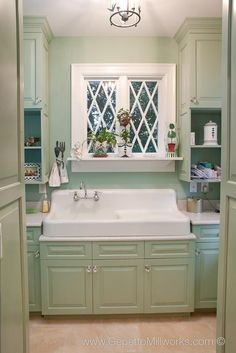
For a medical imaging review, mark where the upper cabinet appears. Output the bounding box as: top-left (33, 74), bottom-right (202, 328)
top-left (23, 17), bottom-right (52, 116)
top-left (175, 18), bottom-right (222, 114)
top-left (23, 17), bottom-right (52, 184)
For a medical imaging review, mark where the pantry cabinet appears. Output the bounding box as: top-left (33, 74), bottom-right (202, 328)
top-left (40, 239), bottom-right (195, 315)
top-left (192, 224), bottom-right (219, 309)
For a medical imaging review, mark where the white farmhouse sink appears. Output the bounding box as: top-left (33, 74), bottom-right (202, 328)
top-left (43, 189), bottom-right (190, 237)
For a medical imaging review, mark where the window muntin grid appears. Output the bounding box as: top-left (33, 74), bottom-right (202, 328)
top-left (87, 80), bottom-right (117, 153)
top-left (129, 80), bottom-right (159, 153)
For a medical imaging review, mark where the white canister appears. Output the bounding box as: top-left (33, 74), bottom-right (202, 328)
top-left (203, 121), bottom-right (218, 146)
top-left (190, 132), bottom-right (195, 145)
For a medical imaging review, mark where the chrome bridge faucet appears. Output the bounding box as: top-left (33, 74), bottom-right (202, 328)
top-left (73, 182), bottom-right (99, 202)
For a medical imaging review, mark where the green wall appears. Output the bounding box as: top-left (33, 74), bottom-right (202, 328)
top-left (26, 36), bottom-right (220, 201)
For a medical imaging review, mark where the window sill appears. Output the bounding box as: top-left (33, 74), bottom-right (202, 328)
top-left (68, 156), bottom-right (183, 173)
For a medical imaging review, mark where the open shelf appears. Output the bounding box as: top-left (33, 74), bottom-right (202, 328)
top-left (191, 145), bottom-right (221, 149)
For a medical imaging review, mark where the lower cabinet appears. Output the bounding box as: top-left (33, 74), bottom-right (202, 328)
top-left (192, 224), bottom-right (219, 309)
top-left (40, 240), bottom-right (195, 315)
top-left (41, 259), bottom-right (93, 315)
top-left (144, 258), bottom-right (195, 313)
top-left (195, 242), bottom-right (219, 309)
top-left (27, 227), bottom-right (41, 312)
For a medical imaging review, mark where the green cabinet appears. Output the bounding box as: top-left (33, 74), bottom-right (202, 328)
top-left (40, 239), bottom-right (195, 315)
top-left (27, 227), bottom-right (41, 312)
top-left (41, 259), bottom-right (93, 315)
top-left (23, 17), bottom-right (52, 184)
top-left (144, 241), bottom-right (195, 313)
top-left (192, 224), bottom-right (219, 309)
top-left (175, 18), bottom-right (222, 114)
top-left (176, 19), bottom-right (222, 184)
top-left (23, 17), bottom-right (52, 115)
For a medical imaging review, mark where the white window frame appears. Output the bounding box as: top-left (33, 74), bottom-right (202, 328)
top-left (71, 63), bottom-right (176, 159)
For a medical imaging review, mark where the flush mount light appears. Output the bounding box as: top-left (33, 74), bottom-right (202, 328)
top-left (108, 0), bottom-right (141, 28)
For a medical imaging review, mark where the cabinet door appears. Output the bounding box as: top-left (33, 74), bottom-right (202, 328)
top-left (144, 258), bottom-right (194, 313)
top-left (179, 38), bottom-right (190, 114)
top-left (27, 246), bottom-right (41, 312)
top-left (93, 259), bottom-right (144, 314)
top-left (190, 34), bottom-right (221, 108)
top-left (178, 112), bottom-right (191, 181)
top-left (41, 259), bottom-right (92, 315)
top-left (24, 33), bottom-right (43, 109)
top-left (195, 242), bottom-right (219, 309)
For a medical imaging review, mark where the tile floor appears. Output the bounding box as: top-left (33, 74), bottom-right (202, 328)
top-left (30, 313), bottom-right (216, 353)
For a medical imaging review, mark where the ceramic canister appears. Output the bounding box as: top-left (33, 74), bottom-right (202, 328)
top-left (203, 121), bottom-right (218, 145)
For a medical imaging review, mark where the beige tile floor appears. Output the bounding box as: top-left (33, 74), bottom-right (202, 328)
top-left (30, 313), bottom-right (216, 353)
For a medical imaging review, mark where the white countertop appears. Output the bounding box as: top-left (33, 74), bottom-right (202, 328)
top-left (39, 234), bottom-right (196, 242)
top-left (183, 211), bottom-right (220, 225)
top-left (26, 212), bottom-right (46, 227)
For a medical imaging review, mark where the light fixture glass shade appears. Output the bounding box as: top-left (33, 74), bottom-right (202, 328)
top-left (109, 0), bottom-right (141, 28)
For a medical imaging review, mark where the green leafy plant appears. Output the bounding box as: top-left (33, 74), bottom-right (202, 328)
top-left (88, 128), bottom-right (117, 146)
top-left (119, 128), bottom-right (130, 144)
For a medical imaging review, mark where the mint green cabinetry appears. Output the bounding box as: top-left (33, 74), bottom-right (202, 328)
top-left (40, 240), bottom-right (195, 315)
top-left (144, 241), bottom-right (195, 313)
top-left (23, 17), bottom-right (52, 184)
top-left (192, 225), bottom-right (219, 309)
top-left (27, 227), bottom-right (41, 312)
top-left (23, 17), bottom-right (52, 115)
top-left (175, 19), bottom-right (222, 183)
top-left (175, 19), bottom-right (222, 114)
top-left (93, 259), bottom-right (144, 314)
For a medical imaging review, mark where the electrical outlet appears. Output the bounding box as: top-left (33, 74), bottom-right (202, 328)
top-left (190, 181), bottom-right (197, 193)
top-left (39, 184), bottom-right (47, 194)
top-left (201, 182), bottom-right (209, 193)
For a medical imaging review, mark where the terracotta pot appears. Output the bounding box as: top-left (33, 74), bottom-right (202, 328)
top-left (168, 143), bottom-right (176, 152)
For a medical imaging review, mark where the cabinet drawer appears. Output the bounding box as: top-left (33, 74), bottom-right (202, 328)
top-left (27, 227), bottom-right (41, 245)
top-left (192, 225), bottom-right (220, 242)
top-left (145, 241), bottom-right (195, 258)
top-left (93, 241), bottom-right (144, 259)
top-left (40, 242), bottom-right (92, 259)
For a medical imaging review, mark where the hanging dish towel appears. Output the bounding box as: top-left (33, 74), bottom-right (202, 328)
top-left (49, 162), bottom-right (61, 187)
top-left (59, 162), bottom-right (69, 184)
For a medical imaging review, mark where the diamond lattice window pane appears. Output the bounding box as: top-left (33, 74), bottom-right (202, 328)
top-left (87, 80), bottom-right (117, 153)
top-left (129, 80), bottom-right (159, 153)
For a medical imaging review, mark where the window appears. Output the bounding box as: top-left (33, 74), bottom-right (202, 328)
top-left (71, 64), bottom-right (176, 158)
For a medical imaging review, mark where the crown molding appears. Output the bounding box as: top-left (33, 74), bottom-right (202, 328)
top-left (23, 16), bottom-right (53, 42)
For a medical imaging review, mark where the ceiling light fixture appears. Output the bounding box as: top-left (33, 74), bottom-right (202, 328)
top-left (108, 1), bottom-right (141, 28)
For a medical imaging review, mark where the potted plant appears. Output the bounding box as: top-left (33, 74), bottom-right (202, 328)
top-left (116, 108), bottom-right (133, 157)
top-left (167, 123), bottom-right (178, 153)
top-left (88, 128), bottom-right (117, 157)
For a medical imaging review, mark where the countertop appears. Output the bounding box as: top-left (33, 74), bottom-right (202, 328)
top-left (26, 212), bottom-right (46, 227)
top-left (183, 211), bottom-right (220, 225)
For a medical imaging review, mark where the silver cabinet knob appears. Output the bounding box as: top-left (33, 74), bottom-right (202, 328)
top-left (34, 97), bottom-right (42, 105)
top-left (190, 97), bottom-right (198, 105)
top-left (86, 265), bottom-right (92, 273)
top-left (195, 249), bottom-right (201, 256)
top-left (93, 265), bottom-right (98, 273)
top-left (34, 250), bottom-right (40, 258)
top-left (145, 265), bottom-right (151, 272)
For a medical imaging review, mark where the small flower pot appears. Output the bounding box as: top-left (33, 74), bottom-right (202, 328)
top-left (167, 143), bottom-right (176, 153)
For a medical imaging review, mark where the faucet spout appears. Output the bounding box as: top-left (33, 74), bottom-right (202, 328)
top-left (80, 181), bottom-right (87, 199)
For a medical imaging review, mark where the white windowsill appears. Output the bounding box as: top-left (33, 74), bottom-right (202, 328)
top-left (68, 156), bottom-right (183, 173)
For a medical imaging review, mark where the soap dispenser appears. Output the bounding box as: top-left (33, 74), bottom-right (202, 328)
top-left (42, 193), bottom-right (50, 213)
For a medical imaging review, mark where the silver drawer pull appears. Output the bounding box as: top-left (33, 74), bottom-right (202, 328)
top-left (86, 265), bottom-right (92, 273)
top-left (34, 250), bottom-right (40, 258)
top-left (145, 265), bottom-right (151, 272)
